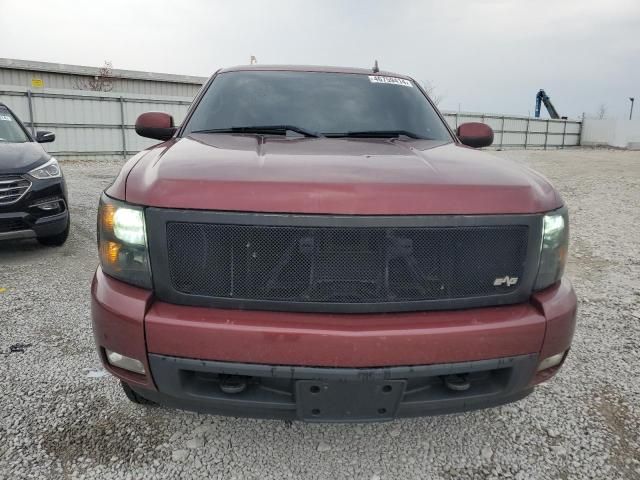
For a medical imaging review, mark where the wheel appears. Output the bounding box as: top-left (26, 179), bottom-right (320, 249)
top-left (37, 219), bottom-right (70, 246)
top-left (120, 381), bottom-right (157, 406)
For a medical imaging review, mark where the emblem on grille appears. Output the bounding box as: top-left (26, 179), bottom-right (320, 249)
top-left (493, 276), bottom-right (519, 287)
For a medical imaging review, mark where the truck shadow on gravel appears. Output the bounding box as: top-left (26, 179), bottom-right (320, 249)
top-left (0, 220), bottom-right (94, 263)
top-left (592, 386), bottom-right (640, 479)
top-left (41, 390), bottom-right (167, 471)
top-left (0, 239), bottom-right (47, 261)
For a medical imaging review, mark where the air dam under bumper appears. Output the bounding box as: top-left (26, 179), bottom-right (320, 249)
top-left (133, 354), bottom-right (537, 421)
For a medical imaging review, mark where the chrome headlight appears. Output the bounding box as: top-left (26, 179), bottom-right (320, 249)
top-left (28, 157), bottom-right (62, 179)
top-left (97, 194), bottom-right (151, 288)
top-left (534, 207), bottom-right (569, 290)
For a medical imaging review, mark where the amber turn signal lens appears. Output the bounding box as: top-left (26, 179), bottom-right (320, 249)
top-left (101, 203), bottom-right (116, 232)
top-left (100, 240), bottom-right (121, 265)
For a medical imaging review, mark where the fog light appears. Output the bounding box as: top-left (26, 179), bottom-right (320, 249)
top-left (37, 201), bottom-right (60, 211)
top-left (31, 199), bottom-right (63, 212)
top-left (105, 349), bottom-right (146, 374)
top-left (537, 352), bottom-right (565, 372)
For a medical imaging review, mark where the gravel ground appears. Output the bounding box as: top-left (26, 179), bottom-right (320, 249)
top-left (1, 148), bottom-right (639, 480)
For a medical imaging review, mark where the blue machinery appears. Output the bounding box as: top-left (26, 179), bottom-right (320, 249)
top-left (535, 89), bottom-right (564, 119)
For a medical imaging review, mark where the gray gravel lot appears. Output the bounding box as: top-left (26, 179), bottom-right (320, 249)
top-left (1, 148), bottom-right (639, 479)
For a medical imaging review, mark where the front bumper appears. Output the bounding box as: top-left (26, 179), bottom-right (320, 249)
top-left (91, 268), bottom-right (577, 420)
top-left (0, 175), bottom-right (69, 240)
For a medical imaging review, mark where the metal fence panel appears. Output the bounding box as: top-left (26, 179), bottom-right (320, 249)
top-left (33, 95), bottom-right (120, 124)
top-left (0, 91), bottom-right (30, 119)
top-left (0, 86), bottom-right (583, 159)
top-left (442, 112), bottom-right (581, 150)
top-left (49, 126), bottom-right (123, 154)
top-left (0, 86), bottom-right (194, 158)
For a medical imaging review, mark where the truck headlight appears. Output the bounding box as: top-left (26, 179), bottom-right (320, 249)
top-left (534, 207), bottom-right (569, 290)
top-left (97, 194), bottom-right (151, 288)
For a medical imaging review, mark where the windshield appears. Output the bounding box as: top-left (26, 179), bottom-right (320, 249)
top-left (184, 71), bottom-right (452, 141)
top-left (0, 107), bottom-right (30, 143)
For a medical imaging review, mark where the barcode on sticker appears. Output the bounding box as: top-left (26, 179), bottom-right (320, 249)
top-left (368, 76), bottom-right (413, 87)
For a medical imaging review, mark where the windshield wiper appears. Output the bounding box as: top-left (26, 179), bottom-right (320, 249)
top-left (191, 125), bottom-right (322, 138)
top-left (325, 130), bottom-right (425, 139)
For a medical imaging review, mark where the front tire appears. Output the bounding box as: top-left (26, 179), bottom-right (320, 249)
top-left (120, 381), bottom-right (157, 406)
top-left (37, 220), bottom-right (70, 246)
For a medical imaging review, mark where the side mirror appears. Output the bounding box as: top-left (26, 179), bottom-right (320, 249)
top-left (135, 112), bottom-right (177, 141)
top-left (36, 131), bottom-right (55, 143)
top-left (456, 122), bottom-right (494, 148)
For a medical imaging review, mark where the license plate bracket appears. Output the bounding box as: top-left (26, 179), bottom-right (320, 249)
top-left (296, 379), bottom-right (406, 422)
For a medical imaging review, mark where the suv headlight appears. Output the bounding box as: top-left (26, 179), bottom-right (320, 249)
top-left (534, 207), bottom-right (569, 290)
top-left (97, 194), bottom-right (151, 288)
top-left (28, 157), bottom-right (62, 179)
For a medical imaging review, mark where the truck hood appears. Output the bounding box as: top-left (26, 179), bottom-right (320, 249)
top-left (0, 142), bottom-right (50, 175)
top-left (121, 134), bottom-right (562, 215)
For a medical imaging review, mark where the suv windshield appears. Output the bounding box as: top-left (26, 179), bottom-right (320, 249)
top-left (0, 107), bottom-right (30, 143)
top-left (184, 71), bottom-right (452, 141)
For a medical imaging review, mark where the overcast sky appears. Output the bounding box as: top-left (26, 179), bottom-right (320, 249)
top-left (1, 0), bottom-right (638, 119)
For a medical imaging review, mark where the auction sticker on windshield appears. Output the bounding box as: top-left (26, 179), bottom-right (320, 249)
top-left (368, 76), bottom-right (413, 87)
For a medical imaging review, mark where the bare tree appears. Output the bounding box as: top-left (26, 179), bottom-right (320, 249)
top-left (75, 61), bottom-right (114, 92)
top-left (596, 104), bottom-right (607, 120)
top-left (422, 80), bottom-right (444, 106)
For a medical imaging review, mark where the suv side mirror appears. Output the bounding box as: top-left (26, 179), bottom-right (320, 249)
top-left (135, 112), bottom-right (177, 141)
top-left (36, 131), bottom-right (55, 143)
top-left (456, 122), bottom-right (494, 148)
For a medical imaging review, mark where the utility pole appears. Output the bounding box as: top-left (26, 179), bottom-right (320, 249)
top-left (630, 97), bottom-right (635, 120)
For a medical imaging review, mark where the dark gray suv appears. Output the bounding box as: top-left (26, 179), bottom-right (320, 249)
top-left (0, 103), bottom-right (69, 245)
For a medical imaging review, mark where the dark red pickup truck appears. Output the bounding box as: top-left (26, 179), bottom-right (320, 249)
top-left (91, 65), bottom-right (576, 422)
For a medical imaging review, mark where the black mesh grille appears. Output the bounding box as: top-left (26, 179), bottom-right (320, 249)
top-left (165, 223), bottom-right (529, 304)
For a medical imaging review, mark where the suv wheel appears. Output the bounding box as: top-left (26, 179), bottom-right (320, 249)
top-left (120, 381), bottom-right (157, 406)
top-left (37, 220), bottom-right (70, 246)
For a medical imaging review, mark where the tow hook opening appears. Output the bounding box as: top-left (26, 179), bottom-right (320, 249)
top-left (219, 375), bottom-right (249, 394)
top-left (442, 374), bottom-right (471, 392)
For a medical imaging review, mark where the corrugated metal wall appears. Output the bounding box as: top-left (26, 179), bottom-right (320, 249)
top-left (0, 86), bottom-right (582, 160)
top-left (0, 66), bottom-right (203, 97)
